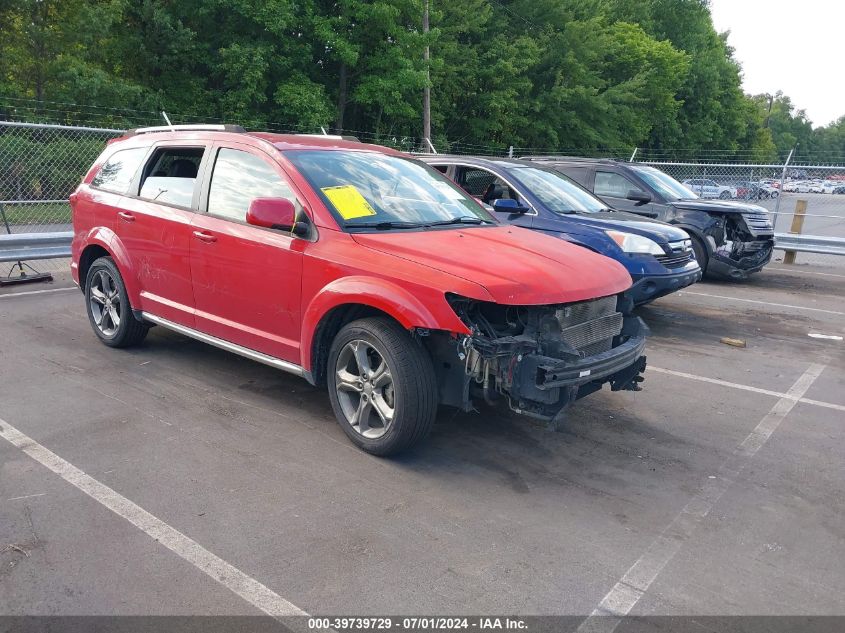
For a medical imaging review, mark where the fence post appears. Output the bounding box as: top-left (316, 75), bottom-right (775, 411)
top-left (772, 146), bottom-right (795, 229)
top-left (782, 199), bottom-right (807, 265)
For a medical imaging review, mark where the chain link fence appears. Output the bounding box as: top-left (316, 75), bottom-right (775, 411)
top-left (632, 160), bottom-right (845, 267)
top-left (0, 121), bottom-right (122, 276)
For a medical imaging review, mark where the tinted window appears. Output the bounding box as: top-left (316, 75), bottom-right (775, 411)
top-left (208, 148), bottom-right (297, 222)
top-left (138, 147), bottom-right (204, 207)
top-left (557, 166), bottom-right (590, 187)
top-left (595, 171), bottom-right (637, 198)
top-left (92, 148), bottom-right (147, 193)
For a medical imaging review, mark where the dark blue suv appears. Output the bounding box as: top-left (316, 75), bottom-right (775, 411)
top-left (422, 156), bottom-right (701, 306)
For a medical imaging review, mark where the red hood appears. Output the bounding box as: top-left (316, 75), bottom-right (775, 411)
top-left (352, 226), bottom-right (631, 305)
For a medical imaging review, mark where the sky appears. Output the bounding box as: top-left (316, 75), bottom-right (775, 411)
top-left (709, 0), bottom-right (844, 128)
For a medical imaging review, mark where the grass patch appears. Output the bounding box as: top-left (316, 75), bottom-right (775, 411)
top-left (0, 202), bottom-right (71, 227)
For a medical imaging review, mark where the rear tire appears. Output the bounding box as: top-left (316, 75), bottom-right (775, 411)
top-left (327, 317), bottom-right (437, 456)
top-left (84, 256), bottom-right (149, 348)
top-left (691, 235), bottom-right (709, 274)
top-left (719, 191), bottom-right (731, 199)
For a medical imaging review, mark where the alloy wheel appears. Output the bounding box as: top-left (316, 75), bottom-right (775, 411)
top-left (335, 340), bottom-right (395, 439)
top-left (89, 269), bottom-right (121, 337)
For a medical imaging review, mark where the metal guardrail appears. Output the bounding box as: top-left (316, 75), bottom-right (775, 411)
top-left (774, 233), bottom-right (845, 256)
top-left (0, 232), bottom-right (73, 263)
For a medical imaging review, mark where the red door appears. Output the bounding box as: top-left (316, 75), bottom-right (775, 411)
top-left (116, 144), bottom-right (207, 326)
top-left (188, 144), bottom-right (305, 363)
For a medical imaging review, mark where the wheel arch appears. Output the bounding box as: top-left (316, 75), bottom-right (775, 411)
top-left (77, 229), bottom-right (139, 303)
top-left (301, 277), bottom-right (468, 385)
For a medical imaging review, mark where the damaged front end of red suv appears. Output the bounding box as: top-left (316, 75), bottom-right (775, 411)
top-left (426, 293), bottom-right (648, 422)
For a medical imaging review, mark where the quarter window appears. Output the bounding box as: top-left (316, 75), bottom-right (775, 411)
top-left (91, 148), bottom-right (147, 194)
top-left (595, 171), bottom-right (637, 198)
top-left (207, 148), bottom-right (298, 222)
top-left (138, 147), bottom-right (205, 208)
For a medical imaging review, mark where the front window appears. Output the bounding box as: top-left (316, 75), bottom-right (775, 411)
top-left (510, 166), bottom-right (607, 214)
top-left (284, 150), bottom-right (492, 229)
top-left (207, 148), bottom-right (299, 222)
top-left (632, 166), bottom-right (698, 201)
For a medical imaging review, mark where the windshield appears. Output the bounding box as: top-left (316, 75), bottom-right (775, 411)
top-left (632, 166), bottom-right (699, 201)
top-left (284, 150), bottom-right (493, 229)
top-left (509, 166), bottom-right (607, 214)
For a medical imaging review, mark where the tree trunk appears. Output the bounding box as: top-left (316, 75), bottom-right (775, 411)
top-left (335, 63), bottom-right (348, 133)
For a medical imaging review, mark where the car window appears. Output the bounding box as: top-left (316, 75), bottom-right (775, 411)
top-left (138, 147), bottom-right (205, 208)
top-left (556, 166), bottom-right (590, 187)
top-left (207, 148), bottom-right (299, 223)
top-left (91, 148), bottom-right (148, 194)
top-left (595, 171), bottom-right (637, 198)
top-left (631, 166), bottom-right (698, 201)
top-left (457, 167), bottom-right (522, 204)
top-left (510, 166), bottom-right (606, 214)
top-left (284, 150), bottom-right (491, 228)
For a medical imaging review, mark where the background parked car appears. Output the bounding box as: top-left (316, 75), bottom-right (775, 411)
top-left (682, 178), bottom-right (738, 199)
top-left (422, 156), bottom-right (701, 307)
top-left (523, 157), bottom-right (775, 279)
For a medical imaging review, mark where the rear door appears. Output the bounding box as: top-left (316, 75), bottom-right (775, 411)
top-left (189, 142), bottom-right (306, 362)
top-left (117, 143), bottom-right (208, 326)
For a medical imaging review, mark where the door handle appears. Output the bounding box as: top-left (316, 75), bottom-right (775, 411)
top-left (193, 230), bottom-right (217, 243)
top-left (118, 211), bottom-right (135, 222)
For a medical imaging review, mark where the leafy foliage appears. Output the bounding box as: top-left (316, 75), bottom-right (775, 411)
top-left (0, 0), bottom-right (840, 159)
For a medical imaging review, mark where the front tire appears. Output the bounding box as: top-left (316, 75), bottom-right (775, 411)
top-left (85, 256), bottom-right (149, 348)
top-left (719, 191), bottom-right (731, 199)
top-left (327, 317), bottom-right (437, 456)
top-left (691, 235), bottom-right (709, 274)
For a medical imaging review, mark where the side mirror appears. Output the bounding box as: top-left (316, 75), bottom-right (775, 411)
top-left (492, 198), bottom-right (530, 214)
top-left (247, 197), bottom-right (309, 236)
top-left (626, 189), bottom-right (652, 206)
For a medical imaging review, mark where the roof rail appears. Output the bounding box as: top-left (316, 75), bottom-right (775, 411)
top-left (128, 124), bottom-right (247, 135)
top-left (296, 133), bottom-right (361, 142)
top-left (522, 155), bottom-right (618, 163)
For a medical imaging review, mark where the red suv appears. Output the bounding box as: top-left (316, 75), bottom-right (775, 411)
top-left (71, 126), bottom-right (647, 455)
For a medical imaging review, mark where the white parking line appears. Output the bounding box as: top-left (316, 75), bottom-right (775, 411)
top-left (768, 266), bottom-right (845, 279)
top-left (0, 287), bottom-right (76, 299)
top-left (577, 363), bottom-right (826, 633)
top-left (678, 291), bottom-right (845, 316)
top-left (648, 366), bottom-right (845, 412)
top-left (0, 417), bottom-right (308, 619)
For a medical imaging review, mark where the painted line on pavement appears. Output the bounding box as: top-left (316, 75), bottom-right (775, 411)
top-left (649, 366), bottom-right (844, 412)
top-left (577, 363), bottom-right (826, 633)
top-left (677, 291), bottom-right (845, 316)
top-left (0, 287), bottom-right (76, 299)
top-left (0, 416), bottom-right (309, 619)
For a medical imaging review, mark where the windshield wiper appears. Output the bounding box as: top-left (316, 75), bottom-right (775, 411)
top-left (346, 220), bottom-right (427, 230)
top-left (427, 216), bottom-right (492, 226)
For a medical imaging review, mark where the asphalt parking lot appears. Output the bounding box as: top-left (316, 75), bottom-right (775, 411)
top-left (1, 264), bottom-right (843, 629)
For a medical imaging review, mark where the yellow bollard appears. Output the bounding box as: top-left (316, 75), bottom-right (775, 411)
top-left (782, 199), bottom-right (807, 265)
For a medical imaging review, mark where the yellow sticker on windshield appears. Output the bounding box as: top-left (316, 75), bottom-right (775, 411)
top-left (321, 185), bottom-right (377, 220)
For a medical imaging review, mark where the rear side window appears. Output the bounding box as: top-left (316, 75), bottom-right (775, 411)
top-left (138, 147), bottom-right (205, 208)
top-left (207, 148), bottom-right (298, 222)
top-left (91, 148), bottom-right (147, 193)
top-left (595, 171), bottom-right (637, 198)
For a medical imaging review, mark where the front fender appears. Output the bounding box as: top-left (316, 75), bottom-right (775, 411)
top-left (300, 276), bottom-right (470, 373)
top-left (75, 228), bottom-right (139, 305)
